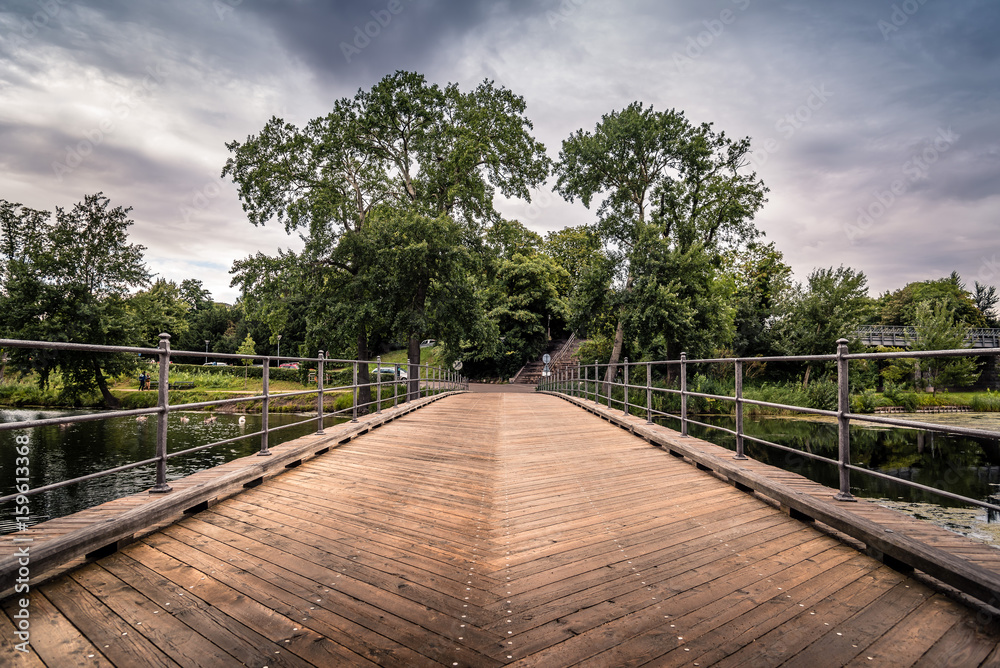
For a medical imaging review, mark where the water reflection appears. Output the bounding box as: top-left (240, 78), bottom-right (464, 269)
top-left (658, 413), bottom-right (1000, 508)
top-left (0, 409), bottom-right (333, 532)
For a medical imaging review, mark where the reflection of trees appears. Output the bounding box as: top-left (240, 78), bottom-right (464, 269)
top-left (686, 416), bottom-right (997, 507)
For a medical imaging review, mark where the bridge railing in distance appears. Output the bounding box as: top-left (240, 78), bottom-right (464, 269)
top-left (0, 334), bottom-right (467, 509)
top-left (538, 340), bottom-right (1000, 515)
top-left (856, 325), bottom-right (1000, 349)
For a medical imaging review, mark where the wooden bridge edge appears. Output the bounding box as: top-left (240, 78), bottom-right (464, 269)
top-left (0, 390), bottom-right (467, 600)
top-left (541, 391), bottom-right (1000, 611)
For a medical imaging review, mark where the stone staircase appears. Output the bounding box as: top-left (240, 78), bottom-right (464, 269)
top-left (511, 335), bottom-right (585, 385)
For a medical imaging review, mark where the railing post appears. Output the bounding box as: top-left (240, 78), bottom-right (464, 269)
top-left (150, 333), bottom-right (172, 493)
top-left (394, 364), bottom-right (399, 408)
top-left (646, 362), bottom-right (652, 424)
top-left (424, 362), bottom-right (429, 398)
top-left (835, 338), bottom-right (856, 501)
top-left (351, 360), bottom-right (358, 423)
top-left (577, 361), bottom-right (581, 398)
top-left (623, 358), bottom-right (630, 415)
top-left (317, 351), bottom-right (326, 434)
top-left (680, 352), bottom-right (688, 437)
top-left (260, 361), bottom-right (271, 455)
top-left (734, 359), bottom-right (747, 460)
top-left (594, 360), bottom-right (599, 403)
top-left (376, 356), bottom-right (382, 414)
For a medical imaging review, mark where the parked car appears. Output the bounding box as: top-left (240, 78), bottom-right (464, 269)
top-left (278, 362), bottom-right (300, 369)
top-left (202, 361), bottom-right (228, 366)
top-left (420, 339), bottom-right (436, 348)
top-left (373, 366), bottom-right (408, 380)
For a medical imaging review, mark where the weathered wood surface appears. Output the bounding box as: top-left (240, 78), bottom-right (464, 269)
top-left (3, 392), bottom-right (1000, 666)
top-left (552, 392), bottom-right (1000, 606)
top-left (0, 393), bottom-right (456, 596)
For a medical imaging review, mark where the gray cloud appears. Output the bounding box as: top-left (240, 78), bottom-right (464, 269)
top-left (0, 0), bottom-right (997, 301)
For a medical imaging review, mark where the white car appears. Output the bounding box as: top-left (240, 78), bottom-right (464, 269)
top-left (373, 366), bottom-right (408, 380)
top-left (420, 339), bottom-right (436, 348)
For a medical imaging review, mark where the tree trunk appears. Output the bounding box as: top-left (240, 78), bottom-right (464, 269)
top-left (93, 356), bottom-right (120, 409)
top-left (356, 332), bottom-right (372, 413)
top-left (801, 364), bottom-right (811, 390)
top-left (603, 275), bottom-right (634, 391)
top-left (406, 278), bottom-right (429, 401)
top-left (604, 317), bottom-right (626, 393)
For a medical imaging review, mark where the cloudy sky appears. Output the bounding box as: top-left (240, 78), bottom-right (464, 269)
top-left (1, 0), bottom-right (998, 303)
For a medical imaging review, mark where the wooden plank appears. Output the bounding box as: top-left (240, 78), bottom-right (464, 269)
top-left (41, 572), bottom-right (181, 668)
top-left (99, 552), bottom-right (316, 668)
top-left (4, 392), bottom-right (1000, 665)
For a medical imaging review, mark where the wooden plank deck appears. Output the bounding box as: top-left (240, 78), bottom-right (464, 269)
top-left (3, 392), bottom-right (1000, 666)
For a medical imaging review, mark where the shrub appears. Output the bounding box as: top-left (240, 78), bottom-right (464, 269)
top-left (805, 380), bottom-right (838, 411)
top-left (851, 388), bottom-right (879, 414)
top-left (971, 391), bottom-right (1000, 412)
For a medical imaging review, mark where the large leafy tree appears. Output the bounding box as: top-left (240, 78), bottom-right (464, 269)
top-left (542, 225), bottom-right (603, 302)
top-left (775, 266), bottom-right (873, 386)
top-left (0, 194), bottom-right (149, 406)
top-left (223, 71), bottom-right (549, 395)
top-left (722, 241), bottom-right (792, 357)
top-left (910, 300), bottom-right (980, 392)
top-left (554, 103), bottom-right (767, 380)
top-left (129, 279), bottom-right (190, 347)
top-left (878, 272), bottom-right (986, 328)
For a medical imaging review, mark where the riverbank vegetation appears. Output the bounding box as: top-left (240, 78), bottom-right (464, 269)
top-left (2, 70), bottom-right (998, 410)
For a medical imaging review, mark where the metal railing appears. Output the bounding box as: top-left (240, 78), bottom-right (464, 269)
top-left (856, 325), bottom-right (1000, 349)
top-left (0, 334), bottom-right (467, 506)
top-left (539, 339), bottom-right (1000, 514)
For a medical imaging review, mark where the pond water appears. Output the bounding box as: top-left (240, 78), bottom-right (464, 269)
top-left (655, 412), bottom-right (1000, 508)
top-left (0, 409), bottom-right (334, 533)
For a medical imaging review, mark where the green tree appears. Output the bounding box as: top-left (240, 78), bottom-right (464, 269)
top-left (973, 281), bottom-right (999, 328)
top-left (910, 300), bottom-right (980, 393)
top-left (878, 272), bottom-right (986, 328)
top-left (129, 279), bottom-right (190, 346)
top-left (236, 333), bottom-right (256, 362)
top-left (542, 225), bottom-right (603, 302)
top-left (554, 103), bottom-right (767, 378)
top-left (775, 266), bottom-right (872, 386)
top-left (0, 193), bottom-right (149, 406)
top-left (722, 241), bottom-right (792, 357)
top-left (478, 252), bottom-right (569, 377)
top-left (224, 71), bottom-right (549, 392)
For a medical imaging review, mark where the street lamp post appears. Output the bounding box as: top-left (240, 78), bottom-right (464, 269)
top-left (204, 340), bottom-right (209, 365)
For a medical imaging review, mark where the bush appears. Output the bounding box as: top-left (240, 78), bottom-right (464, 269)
top-left (170, 363), bottom-right (303, 383)
top-left (805, 380), bottom-right (838, 411)
top-left (971, 391), bottom-right (1000, 412)
top-left (883, 382), bottom-right (919, 411)
top-left (851, 388), bottom-right (879, 414)
top-left (0, 381), bottom-right (62, 406)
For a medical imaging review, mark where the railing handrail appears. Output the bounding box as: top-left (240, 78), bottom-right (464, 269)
top-left (540, 341), bottom-right (1000, 514)
top-left (0, 334), bottom-right (468, 508)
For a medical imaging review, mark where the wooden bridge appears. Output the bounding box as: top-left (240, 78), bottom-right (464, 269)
top-left (3, 391), bottom-right (1000, 666)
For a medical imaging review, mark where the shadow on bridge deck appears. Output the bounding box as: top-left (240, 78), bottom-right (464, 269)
top-left (3, 392), bottom-right (999, 665)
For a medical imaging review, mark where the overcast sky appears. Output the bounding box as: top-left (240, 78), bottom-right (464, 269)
top-left (1, 0), bottom-right (998, 303)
